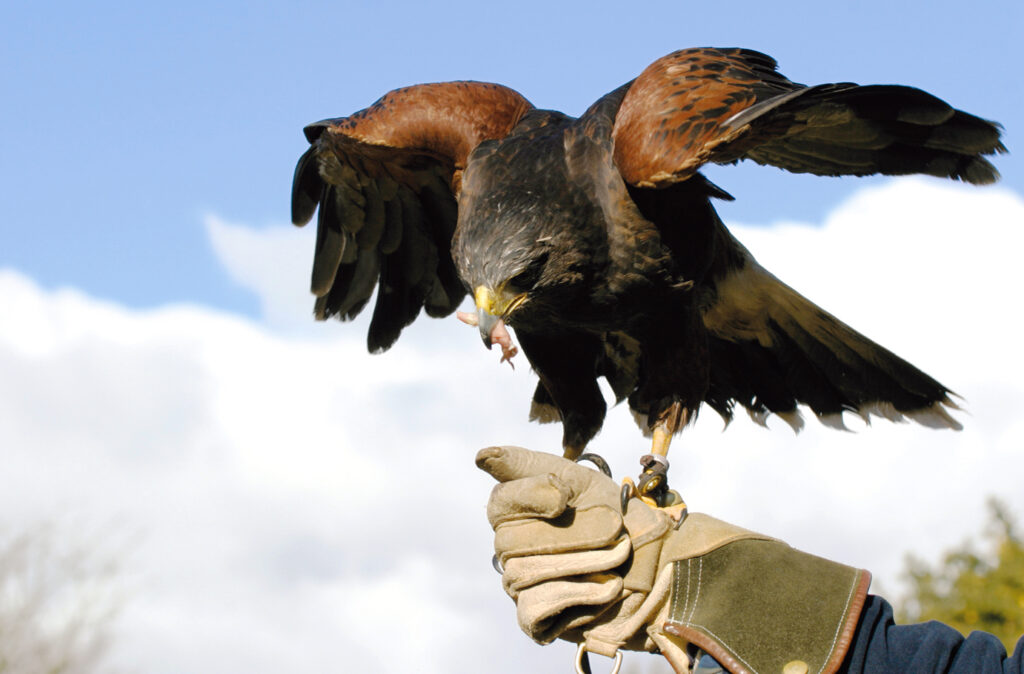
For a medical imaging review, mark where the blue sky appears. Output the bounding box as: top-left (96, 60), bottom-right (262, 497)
top-left (2, 0), bottom-right (1021, 315)
top-left (2, 2), bottom-right (1023, 672)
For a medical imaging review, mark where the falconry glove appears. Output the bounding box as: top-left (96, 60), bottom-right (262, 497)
top-left (478, 446), bottom-right (872, 674)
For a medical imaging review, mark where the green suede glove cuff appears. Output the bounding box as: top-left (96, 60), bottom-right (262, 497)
top-left (662, 538), bottom-right (871, 674)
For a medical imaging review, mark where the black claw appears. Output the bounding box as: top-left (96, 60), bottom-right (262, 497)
top-left (673, 503), bottom-right (689, 529)
top-left (620, 482), bottom-right (633, 514)
top-left (576, 452), bottom-right (613, 479)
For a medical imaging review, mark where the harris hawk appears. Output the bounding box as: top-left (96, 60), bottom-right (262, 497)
top-left (290, 48), bottom-right (1004, 502)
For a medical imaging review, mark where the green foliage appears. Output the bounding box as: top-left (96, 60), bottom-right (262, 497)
top-left (898, 498), bottom-right (1024, 653)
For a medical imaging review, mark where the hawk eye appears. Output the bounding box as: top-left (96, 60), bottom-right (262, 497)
top-left (508, 253), bottom-right (548, 290)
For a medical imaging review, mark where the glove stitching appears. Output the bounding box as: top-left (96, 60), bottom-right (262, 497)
top-left (673, 558), bottom-right (691, 620)
top-left (682, 557), bottom-right (762, 674)
top-left (687, 557), bottom-right (703, 626)
top-left (676, 558), bottom-right (693, 621)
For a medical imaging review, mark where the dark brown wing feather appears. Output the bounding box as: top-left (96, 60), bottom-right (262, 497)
top-left (612, 48), bottom-right (1004, 187)
top-left (291, 81), bottom-right (533, 352)
top-left (701, 240), bottom-right (961, 431)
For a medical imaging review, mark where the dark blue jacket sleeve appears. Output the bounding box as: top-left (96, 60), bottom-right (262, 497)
top-left (839, 595), bottom-right (1024, 673)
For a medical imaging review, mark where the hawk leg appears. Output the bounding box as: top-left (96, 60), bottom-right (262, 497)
top-left (636, 403), bottom-right (687, 510)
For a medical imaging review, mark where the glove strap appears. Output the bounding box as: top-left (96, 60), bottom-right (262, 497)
top-left (661, 539), bottom-right (870, 674)
top-left (574, 643), bottom-right (623, 674)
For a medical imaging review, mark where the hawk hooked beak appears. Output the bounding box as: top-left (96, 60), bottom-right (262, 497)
top-left (476, 308), bottom-right (501, 349)
top-left (473, 286), bottom-right (526, 348)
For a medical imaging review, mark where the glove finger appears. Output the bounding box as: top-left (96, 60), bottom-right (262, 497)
top-left (516, 573), bottom-right (624, 644)
top-left (495, 505), bottom-right (623, 561)
top-left (476, 446), bottom-right (621, 508)
top-left (477, 446), bottom-right (594, 484)
top-left (503, 536), bottom-right (631, 597)
top-left (487, 473), bottom-right (572, 528)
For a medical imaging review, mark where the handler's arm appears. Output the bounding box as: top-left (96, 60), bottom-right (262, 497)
top-left (841, 595), bottom-right (1024, 673)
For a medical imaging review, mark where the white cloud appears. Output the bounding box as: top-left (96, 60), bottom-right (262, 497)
top-left (0, 268), bottom-right (562, 673)
top-left (204, 214), bottom-right (320, 332)
top-left (2, 178), bottom-right (1023, 672)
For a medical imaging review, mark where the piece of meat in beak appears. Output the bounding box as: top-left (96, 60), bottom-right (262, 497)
top-left (457, 309), bottom-right (519, 367)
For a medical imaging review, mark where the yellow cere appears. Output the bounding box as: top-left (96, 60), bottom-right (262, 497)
top-left (474, 285), bottom-right (495, 312)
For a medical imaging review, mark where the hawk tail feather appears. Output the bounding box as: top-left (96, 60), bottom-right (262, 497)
top-left (704, 266), bottom-right (962, 432)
